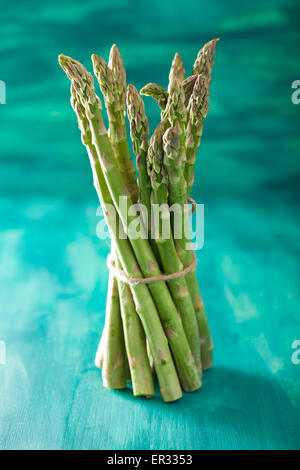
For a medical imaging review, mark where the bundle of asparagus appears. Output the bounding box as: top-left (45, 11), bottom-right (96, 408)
top-left (59, 39), bottom-right (218, 402)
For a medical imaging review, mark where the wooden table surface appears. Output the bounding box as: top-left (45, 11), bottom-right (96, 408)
top-left (0, 0), bottom-right (300, 451)
top-left (0, 194), bottom-right (299, 450)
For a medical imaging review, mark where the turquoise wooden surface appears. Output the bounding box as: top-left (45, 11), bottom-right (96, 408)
top-left (0, 0), bottom-right (300, 450)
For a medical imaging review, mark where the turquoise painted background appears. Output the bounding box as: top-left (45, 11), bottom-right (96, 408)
top-left (0, 0), bottom-right (300, 450)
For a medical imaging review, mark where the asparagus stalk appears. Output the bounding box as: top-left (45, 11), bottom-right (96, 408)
top-left (115, 252), bottom-right (154, 396)
top-left (161, 53), bottom-right (187, 211)
top-left (95, 323), bottom-right (131, 381)
top-left (182, 41), bottom-right (218, 369)
top-left (101, 271), bottom-right (128, 388)
top-left (162, 53), bottom-right (187, 142)
top-left (97, 165), bottom-right (182, 401)
top-left (95, 321), bottom-right (131, 375)
top-left (59, 54), bottom-right (201, 392)
top-left (92, 56), bottom-right (154, 393)
top-left (92, 47), bottom-right (139, 202)
top-left (184, 39), bottom-right (218, 195)
top-left (70, 83), bottom-right (128, 386)
top-left (126, 84), bottom-right (161, 262)
top-left (147, 123), bottom-right (202, 373)
top-left (161, 49), bottom-right (214, 369)
top-left (66, 78), bottom-right (182, 402)
top-left (93, 55), bottom-right (156, 392)
top-left (161, 53), bottom-right (188, 242)
top-left (126, 84), bottom-right (151, 211)
top-left (185, 74), bottom-right (210, 197)
top-left (71, 78), bottom-right (154, 395)
top-left (94, 163), bottom-right (182, 401)
top-left (105, 78), bottom-right (155, 394)
top-left (163, 125), bottom-right (213, 369)
top-left (73, 51), bottom-right (133, 383)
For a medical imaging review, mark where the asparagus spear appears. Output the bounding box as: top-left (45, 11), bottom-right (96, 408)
top-left (96, 164), bottom-right (181, 401)
top-left (147, 123), bottom-right (202, 373)
top-left (185, 74), bottom-right (210, 197)
top-left (192, 38), bottom-right (219, 85)
top-left (140, 83), bottom-right (168, 110)
top-left (162, 53), bottom-right (187, 142)
top-left (140, 78), bottom-right (197, 111)
top-left (106, 78), bottom-right (155, 394)
top-left (101, 271), bottom-right (128, 388)
top-left (70, 83), bottom-right (128, 387)
top-left (163, 125), bottom-right (213, 370)
top-left (126, 84), bottom-right (161, 262)
top-left (95, 260), bottom-right (132, 382)
top-left (72, 53), bottom-right (131, 383)
top-left (115, 252), bottom-right (154, 396)
top-left (59, 54), bottom-right (201, 392)
top-left (126, 84), bottom-right (151, 212)
top-left (184, 39), bottom-right (218, 195)
top-left (99, 165), bottom-right (184, 400)
top-left (95, 300), bottom-right (131, 382)
top-left (161, 53), bottom-right (187, 214)
top-left (93, 54), bottom-right (157, 391)
top-left (181, 42), bottom-right (218, 369)
top-left (67, 79), bottom-right (181, 401)
top-left (92, 56), bottom-right (154, 393)
top-left (160, 50), bottom-right (214, 369)
top-left (92, 47), bottom-right (139, 202)
top-left (184, 37), bottom-right (218, 107)
top-left (71, 78), bottom-right (153, 395)
top-left (161, 53), bottom-right (188, 245)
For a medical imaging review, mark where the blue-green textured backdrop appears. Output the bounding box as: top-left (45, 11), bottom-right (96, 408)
top-left (0, 0), bottom-right (300, 450)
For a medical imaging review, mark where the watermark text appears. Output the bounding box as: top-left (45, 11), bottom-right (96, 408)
top-left (96, 198), bottom-right (204, 251)
top-left (0, 80), bottom-right (6, 104)
top-left (291, 80), bottom-right (300, 105)
top-left (291, 340), bottom-right (300, 365)
top-left (0, 340), bottom-right (6, 365)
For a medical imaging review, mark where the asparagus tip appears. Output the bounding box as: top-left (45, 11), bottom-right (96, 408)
top-left (139, 85), bottom-right (147, 96)
top-left (58, 54), bottom-right (67, 67)
top-left (170, 53), bottom-right (185, 83)
top-left (127, 83), bottom-right (138, 103)
top-left (193, 38), bottom-right (219, 77)
top-left (127, 82), bottom-right (136, 93)
top-left (140, 83), bottom-right (168, 110)
top-left (58, 54), bottom-right (76, 71)
top-left (110, 43), bottom-right (119, 56)
top-left (108, 43), bottom-right (125, 74)
top-left (91, 54), bottom-right (107, 73)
